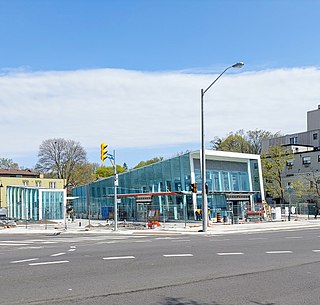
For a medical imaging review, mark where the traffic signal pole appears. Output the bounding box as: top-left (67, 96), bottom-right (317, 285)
top-left (100, 142), bottom-right (118, 231)
top-left (112, 150), bottom-right (118, 231)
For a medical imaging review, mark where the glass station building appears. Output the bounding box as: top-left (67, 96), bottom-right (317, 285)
top-left (72, 150), bottom-right (265, 222)
top-left (6, 186), bottom-right (66, 221)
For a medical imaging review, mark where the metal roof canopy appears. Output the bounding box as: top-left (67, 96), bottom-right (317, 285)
top-left (105, 191), bottom-right (184, 198)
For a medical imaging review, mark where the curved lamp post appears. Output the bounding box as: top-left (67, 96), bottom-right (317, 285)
top-left (201, 62), bottom-right (244, 232)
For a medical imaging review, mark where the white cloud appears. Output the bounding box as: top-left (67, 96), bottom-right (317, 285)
top-left (1, 67), bottom-right (320, 166)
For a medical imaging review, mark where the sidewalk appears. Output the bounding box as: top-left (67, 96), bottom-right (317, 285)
top-left (1, 216), bottom-right (320, 235)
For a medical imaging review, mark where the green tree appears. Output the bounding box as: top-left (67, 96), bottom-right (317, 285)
top-left (133, 157), bottom-right (163, 169)
top-left (291, 170), bottom-right (320, 204)
top-left (96, 164), bottom-right (126, 178)
top-left (0, 158), bottom-right (19, 169)
top-left (261, 145), bottom-right (293, 204)
top-left (214, 134), bottom-right (251, 153)
top-left (71, 162), bottom-right (99, 186)
top-left (211, 129), bottom-right (281, 154)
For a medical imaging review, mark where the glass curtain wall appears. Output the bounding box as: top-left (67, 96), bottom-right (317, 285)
top-left (72, 154), bottom-right (192, 221)
top-left (7, 186), bottom-right (65, 220)
top-left (194, 159), bottom-right (251, 218)
top-left (71, 153), bottom-right (262, 222)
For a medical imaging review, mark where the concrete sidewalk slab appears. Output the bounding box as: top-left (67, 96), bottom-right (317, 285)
top-left (1, 218), bottom-right (320, 235)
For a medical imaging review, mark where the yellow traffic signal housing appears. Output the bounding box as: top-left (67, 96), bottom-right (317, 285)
top-left (100, 142), bottom-right (108, 162)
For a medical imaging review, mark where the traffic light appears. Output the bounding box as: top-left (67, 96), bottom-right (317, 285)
top-left (191, 183), bottom-right (197, 193)
top-left (100, 142), bottom-right (108, 162)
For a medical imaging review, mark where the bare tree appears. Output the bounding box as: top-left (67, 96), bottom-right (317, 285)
top-left (35, 138), bottom-right (87, 187)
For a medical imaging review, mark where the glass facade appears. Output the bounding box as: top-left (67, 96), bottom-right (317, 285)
top-left (72, 151), bottom-right (264, 222)
top-left (6, 186), bottom-right (66, 220)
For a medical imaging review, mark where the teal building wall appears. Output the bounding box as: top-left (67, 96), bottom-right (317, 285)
top-left (72, 150), bottom-right (264, 222)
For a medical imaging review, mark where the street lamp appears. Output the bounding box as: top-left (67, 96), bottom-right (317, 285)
top-left (201, 62), bottom-right (244, 232)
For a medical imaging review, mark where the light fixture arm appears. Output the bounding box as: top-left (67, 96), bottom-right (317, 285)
top-left (203, 66), bottom-right (232, 96)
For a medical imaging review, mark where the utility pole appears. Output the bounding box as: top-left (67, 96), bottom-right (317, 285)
top-left (110, 150), bottom-right (118, 231)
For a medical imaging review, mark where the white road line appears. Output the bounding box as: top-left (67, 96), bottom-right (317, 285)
top-left (11, 258), bottom-right (39, 264)
top-left (112, 237), bottom-right (130, 240)
top-left (133, 240), bottom-right (152, 243)
top-left (312, 250), bottom-right (320, 252)
top-left (103, 256), bottom-right (135, 260)
top-left (50, 252), bottom-right (66, 257)
top-left (18, 246), bottom-right (43, 250)
top-left (155, 237), bottom-right (181, 240)
top-left (42, 241), bottom-right (58, 244)
top-left (285, 236), bottom-right (302, 239)
top-left (96, 241), bottom-right (120, 244)
top-left (70, 246), bottom-right (76, 249)
top-left (29, 260), bottom-right (69, 266)
top-left (172, 240), bottom-right (191, 242)
top-left (248, 238), bottom-right (268, 240)
top-left (163, 254), bottom-right (194, 257)
top-left (266, 251), bottom-right (293, 254)
top-left (216, 252), bottom-right (244, 256)
top-left (68, 249), bottom-right (76, 252)
top-left (0, 240), bottom-right (34, 244)
top-left (0, 243), bottom-right (29, 246)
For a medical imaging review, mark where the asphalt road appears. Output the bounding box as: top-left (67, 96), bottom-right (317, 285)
top-left (1, 229), bottom-right (320, 305)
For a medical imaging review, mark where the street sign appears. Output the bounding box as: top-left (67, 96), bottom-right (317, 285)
top-left (136, 196), bottom-right (152, 204)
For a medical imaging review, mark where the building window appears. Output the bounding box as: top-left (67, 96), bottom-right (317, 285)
top-left (314, 133), bottom-right (318, 140)
top-left (35, 181), bottom-right (41, 187)
top-left (22, 180), bottom-right (29, 186)
top-left (302, 156), bottom-right (311, 165)
top-left (286, 160), bottom-right (294, 167)
top-left (49, 182), bottom-right (56, 189)
top-left (289, 137), bottom-right (297, 144)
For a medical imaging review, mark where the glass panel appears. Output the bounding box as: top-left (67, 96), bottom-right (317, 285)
top-left (222, 172), bottom-right (230, 191)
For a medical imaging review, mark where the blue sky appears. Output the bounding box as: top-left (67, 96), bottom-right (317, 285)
top-left (2, 0), bottom-right (320, 71)
top-left (1, 0), bottom-right (320, 169)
